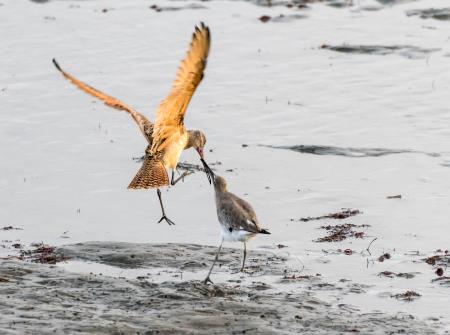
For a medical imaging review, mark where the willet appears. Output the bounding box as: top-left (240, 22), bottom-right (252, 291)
top-left (203, 175), bottom-right (270, 284)
top-left (53, 23), bottom-right (214, 225)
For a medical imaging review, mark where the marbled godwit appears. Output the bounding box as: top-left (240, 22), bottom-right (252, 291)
top-left (53, 23), bottom-right (213, 225)
top-left (203, 175), bottom-right (270, 284)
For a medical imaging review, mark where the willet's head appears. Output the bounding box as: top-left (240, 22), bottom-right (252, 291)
top-left (213, 175), bottom-right (227, 192)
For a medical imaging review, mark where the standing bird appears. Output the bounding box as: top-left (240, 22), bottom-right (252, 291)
top-left (203, 175), bottom-right (270, 284)
top-left (53, 23), bottom-right (214, 225)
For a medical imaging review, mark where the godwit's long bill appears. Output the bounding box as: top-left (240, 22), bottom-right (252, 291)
top-left (204, 175), bottom-right (270, 284)
top-left (53, 22), bottom-right (214, 225)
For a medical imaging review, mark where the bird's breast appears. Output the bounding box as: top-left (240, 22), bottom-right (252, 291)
top-left (163, 132), bottom-right (188, 170)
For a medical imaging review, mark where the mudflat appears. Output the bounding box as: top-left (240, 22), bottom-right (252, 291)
top-left (0, 242), bottom-right (440, 334)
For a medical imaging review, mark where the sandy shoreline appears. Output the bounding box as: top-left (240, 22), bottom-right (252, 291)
top-left (0, 242), bottom-right (441, 334)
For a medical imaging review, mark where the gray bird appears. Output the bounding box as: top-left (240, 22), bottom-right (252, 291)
top-left (204, 175), bottom-right (270, 284)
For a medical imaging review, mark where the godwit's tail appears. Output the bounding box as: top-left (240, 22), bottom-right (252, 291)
top-left (128, 155), bottom-right (169, 189)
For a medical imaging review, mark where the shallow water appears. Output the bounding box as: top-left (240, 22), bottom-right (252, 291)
top-left (1, 0), bottom-right (450, 332)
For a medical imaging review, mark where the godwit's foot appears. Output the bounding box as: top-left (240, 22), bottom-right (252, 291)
top-left (171, 170), bottom-right (194, 186)
top-left (158, 215), bottom-right (175, 226)
top-left (203, 276), bottom-right (214, 285)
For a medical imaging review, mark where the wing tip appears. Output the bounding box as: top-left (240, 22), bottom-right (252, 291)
top-left (191, 22), bottom-right (210, 51)
top-left (259, 228), bottom-right (271, 235)
top-left (195, 22), bottom-right (210, 36)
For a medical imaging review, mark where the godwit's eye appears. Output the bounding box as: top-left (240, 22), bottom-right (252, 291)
top-left (229, 227), bottom-right (233, 232)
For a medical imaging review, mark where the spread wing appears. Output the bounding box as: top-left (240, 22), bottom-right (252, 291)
top-left (52, 58), bottom-right (154, 144)
top-left (151, 22), bottom-right (210, 153)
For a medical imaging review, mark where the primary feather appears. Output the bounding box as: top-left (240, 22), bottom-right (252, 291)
top-left (151, 22), bottom-right (211, 154)
top-left (52, 58), bottom-right (154, 144)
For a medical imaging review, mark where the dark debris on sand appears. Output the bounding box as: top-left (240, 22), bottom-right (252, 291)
top-left (422, 252), bottom-right (450, 285)
top-left (378, 252), bottom-right (391, 262)
top-left (378, 271), bottom-right (416, 279)
top-left (406, 8), bottom-right (450, 21)
top-left (19, 243), bottom-right (69, 264)
top-left (0, 226), bottom-right (22, 231)
top-left (150, 3), bottom-right (207, 12)
top-left (299, 208), bottom-right (361, 222)
top-left (431, 276), bottom-right (450, 287)
top-left (280, 272), bottom-right (322, 283)
top-left (315, 223), bottom-right (369, 242)
top-left (320, 44), bottom-right (439, 59)
top-left (249, 0), bottom-right (353, 8)
top-left (386, 194), bottom-right (402, 199)
top-left (392, 290), bottom-right (421, 301)
top-left (258, 13), bottom-right (307, 22)
top-left (423, 252), bottom-right (449, 267)
top-left (262, 144), bottom-right (440, 158)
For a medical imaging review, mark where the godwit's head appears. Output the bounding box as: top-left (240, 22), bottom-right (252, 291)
top-left (187, 130), bottom-right (214, 184)
top-left (187, 130), bottom-right (207, 159)
top-left (212, 175), bottom-right (227, 192)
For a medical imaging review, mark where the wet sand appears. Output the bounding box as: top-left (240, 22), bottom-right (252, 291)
top-left (0, 242), bottom-right (440, 334)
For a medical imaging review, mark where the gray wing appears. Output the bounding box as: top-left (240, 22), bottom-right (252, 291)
top-left (223, 193), bottom-right (261, 233)
top-left (229, 193), bottom-right (259, 223)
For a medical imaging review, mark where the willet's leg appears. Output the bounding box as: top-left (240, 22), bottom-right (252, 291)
top-left (240, 242), bottom-right (247, 272)
top-left (156, 189), bottom-right (175, 225)
top-left (171, 169), bottom-right (194, 186)
top-left (203, 240), bottom-right (223, 284)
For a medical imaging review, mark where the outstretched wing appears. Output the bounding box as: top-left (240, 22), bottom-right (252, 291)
top-left (52, 58), bottom-right (154, 144)
top-left (151, 22), bottom-right (210, 153)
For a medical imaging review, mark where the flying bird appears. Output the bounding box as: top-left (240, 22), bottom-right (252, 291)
top-left (53, 23), bottom-right (213, 225)
top-left (204, 175), bottom-right (270, 284)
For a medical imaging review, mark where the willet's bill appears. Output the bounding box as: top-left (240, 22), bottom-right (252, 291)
top-left (53, 23), bottom-right (214, 225)
top-left (204, 175), bottom-right (270, 284)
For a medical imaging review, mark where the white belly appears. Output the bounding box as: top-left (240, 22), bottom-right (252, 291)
top-left (220, 226), bottom-right (255, 242)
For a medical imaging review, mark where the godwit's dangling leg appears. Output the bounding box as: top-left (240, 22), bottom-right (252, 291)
top-left (156, 189), bottom-right (175, 225)
top-left (170, 169), bottom-right (194, 186)
top-left (240, 242), bottom-right (247, 272)
top-left (203, 240), bottom-right (223, 284)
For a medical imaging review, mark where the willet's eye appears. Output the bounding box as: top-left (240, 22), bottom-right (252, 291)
top-left (228, 227), bottom-right (233, 232)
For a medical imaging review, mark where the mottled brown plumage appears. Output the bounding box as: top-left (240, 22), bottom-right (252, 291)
top-left (53, 23), bottom-right (213, 225)
top-left (128, 151), bottom-right (169, 189)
